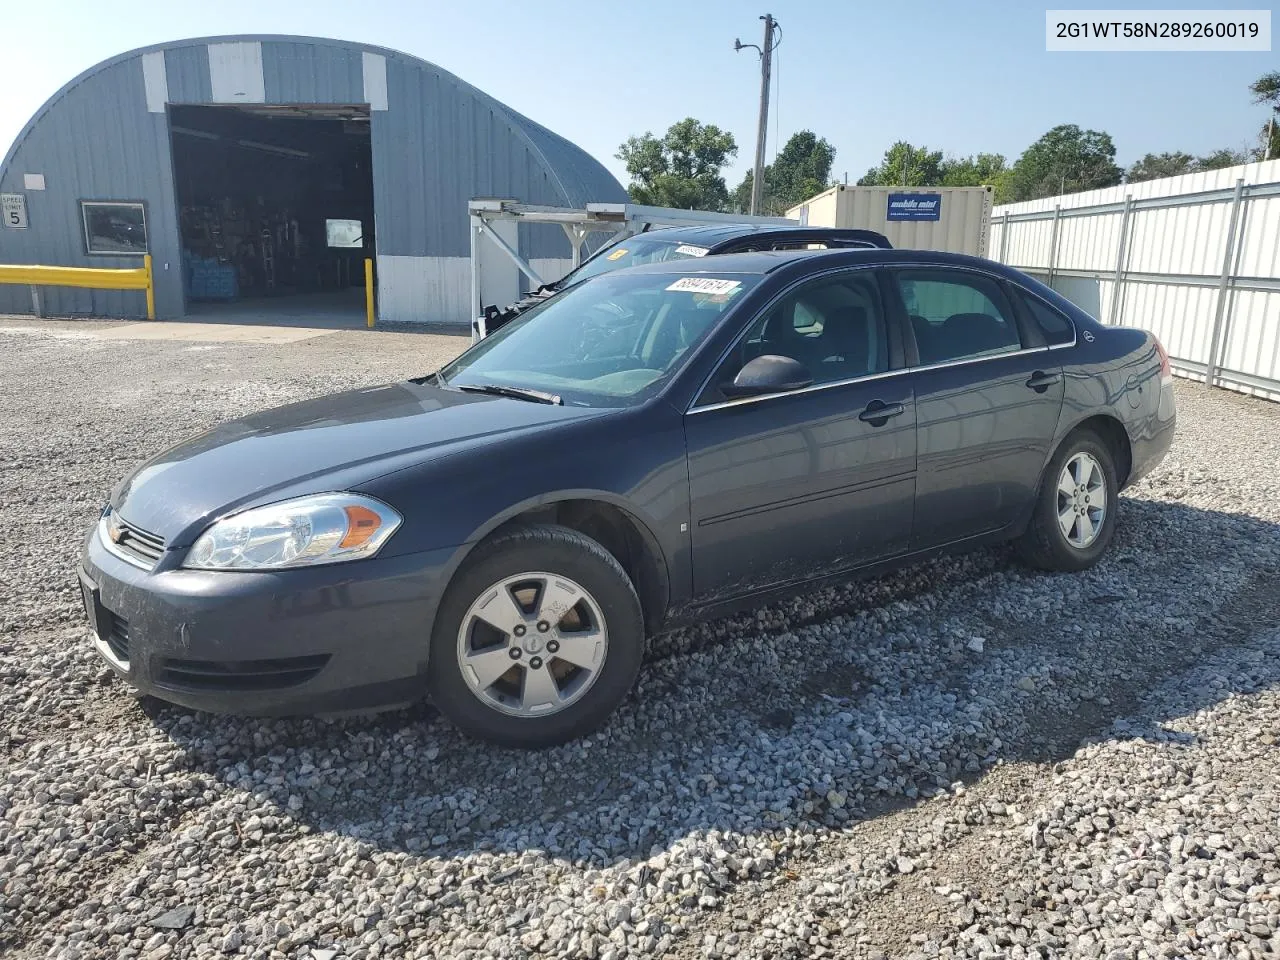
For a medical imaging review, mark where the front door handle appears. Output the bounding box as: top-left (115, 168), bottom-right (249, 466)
top-left (1026, 370), bottom-right (1062, 392)
top-left (858, 400), bottom-right (906, 425)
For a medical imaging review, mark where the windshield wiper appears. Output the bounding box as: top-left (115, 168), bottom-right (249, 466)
top-left (457, 383), bottom-right (563, 405)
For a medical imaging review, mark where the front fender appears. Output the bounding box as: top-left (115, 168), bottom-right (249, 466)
top-left (354, 406), bottom-right (692, 615)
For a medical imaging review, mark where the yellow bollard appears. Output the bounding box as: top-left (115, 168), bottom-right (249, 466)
top-left (143, 254), bottom-right (155, 320)
top-left (364, 258), bottom-right (375, 329)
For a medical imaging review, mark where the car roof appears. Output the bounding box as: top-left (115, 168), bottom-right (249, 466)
top-left (615, 247), bottom-right (1014, 277)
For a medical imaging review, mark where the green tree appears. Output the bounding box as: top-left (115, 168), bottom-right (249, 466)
top-left (989, 169), bottom-right (1016, 204)
top-left (1250, 72), bottom-right (1280, 159)
top-left (1126, 152), bottom-right (1197, 183)
top-left (1127, 149), bottom-right (1247, 183)
top-left (732, 171), bottom-right (756, 215)
top-left (617, 118), bottom-right (738, 210)
top-left (1006, 124), bottom-right (1123, 201)
top-left (732, 130), bottom-right (837, 214)
top-left (857, 141), bottom-right (944, 186)
top-left (1196, 148), bottom-right (1248, 170)
top-left (769, 131), bottom-right (836, 208)
top-left (940, 153), bottom-right (1007, 187)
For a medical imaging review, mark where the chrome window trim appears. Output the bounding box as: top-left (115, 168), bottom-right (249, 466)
top-left (688, 344), bottom-right (1053, 415)
top-left (691, 367), bottom-right (909, 414)
top-left (686, 260), bottom-right (1079, 416)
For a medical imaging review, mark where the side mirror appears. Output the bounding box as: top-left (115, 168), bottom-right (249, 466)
top-left (721, 354), bottom-right (813, 399)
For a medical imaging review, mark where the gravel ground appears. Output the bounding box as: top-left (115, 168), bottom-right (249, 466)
top-left (1, 317), bottom-right (1278, 960)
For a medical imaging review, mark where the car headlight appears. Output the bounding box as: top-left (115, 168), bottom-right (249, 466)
top-left (184, 493), bottom-right (402, 571)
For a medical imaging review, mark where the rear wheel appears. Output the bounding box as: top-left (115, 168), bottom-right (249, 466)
top-left (428, 524), bottom-right (644, 747)
top-left (1016, 430), bottom-right (1118, 572)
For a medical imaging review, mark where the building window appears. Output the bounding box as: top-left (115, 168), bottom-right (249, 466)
top-left (81, 201), bottom-right (148, 256)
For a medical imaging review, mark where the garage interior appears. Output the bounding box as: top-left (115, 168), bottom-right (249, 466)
top-left (169, 104), bottom-right (374, 325)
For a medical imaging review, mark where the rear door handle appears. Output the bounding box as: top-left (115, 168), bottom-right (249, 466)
top-left (859, 400), bottom-right (906, 425)
top-left (1026, 370), bottom-right (1062, 392)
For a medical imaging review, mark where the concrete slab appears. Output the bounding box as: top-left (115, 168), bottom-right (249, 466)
top-left (184, 290), bottom-right (369, 329)
top-left (94, 322), bottom-right (335, 344)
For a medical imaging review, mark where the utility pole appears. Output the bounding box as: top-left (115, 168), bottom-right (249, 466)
top-left (735, 14), bottom-right (778, 216)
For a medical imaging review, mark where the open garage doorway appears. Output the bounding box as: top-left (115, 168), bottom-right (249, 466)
top-left (169, 104), bottom-right (374, 327)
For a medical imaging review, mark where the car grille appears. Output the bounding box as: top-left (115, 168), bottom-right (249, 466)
top-left (109, 515), bottom-right (166, 568)
top-left (156, 655), bottom-right (330, 692)
top-left (104, 612), bottom-right (130, 662)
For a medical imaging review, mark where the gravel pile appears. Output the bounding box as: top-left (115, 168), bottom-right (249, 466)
top-left (1, 319), bottom-right (1278, 960)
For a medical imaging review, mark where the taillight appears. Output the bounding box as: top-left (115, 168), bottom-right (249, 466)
top-left (1153, 337), bottom-right (1172, 383)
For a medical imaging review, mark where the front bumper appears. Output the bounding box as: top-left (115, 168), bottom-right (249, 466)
top-left (79, 527), bottom-right (458, 715)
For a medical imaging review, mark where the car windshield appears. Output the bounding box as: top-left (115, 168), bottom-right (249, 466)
top-left (559, 234), bottom-right (718, 288)
top-left (440, 271), bottom-right (759, 407)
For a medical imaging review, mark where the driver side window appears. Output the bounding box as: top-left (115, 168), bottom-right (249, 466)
top-left (705, 271), bottom-right (889, 402)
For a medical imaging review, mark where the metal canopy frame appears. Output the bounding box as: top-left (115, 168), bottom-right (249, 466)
top-left (467, 199), bottom-right (796, 325)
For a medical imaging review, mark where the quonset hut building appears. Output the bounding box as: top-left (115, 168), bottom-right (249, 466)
top-left (0, 36), bottom-right (626, 324)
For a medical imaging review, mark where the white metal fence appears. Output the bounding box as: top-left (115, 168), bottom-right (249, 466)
top-left (990, 159), bottom-right (1280, 401)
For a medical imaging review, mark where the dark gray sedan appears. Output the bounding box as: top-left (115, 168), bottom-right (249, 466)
top-left (79, 249), bottom-right (1175, 747)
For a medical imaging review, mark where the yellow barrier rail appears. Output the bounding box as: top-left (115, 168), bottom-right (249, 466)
top-left (0, 255), bottom-right (155, 320)
top-left (364, 257), bottom-right (375, 329)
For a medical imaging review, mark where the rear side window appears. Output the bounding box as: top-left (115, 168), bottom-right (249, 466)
top-left (1017, 290), bottom-right (1076, 346)
top-left (891, 270), bottom-right (1022, 365)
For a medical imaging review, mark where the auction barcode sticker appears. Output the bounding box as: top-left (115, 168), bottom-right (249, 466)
top-left (1046, 10), bottom-right (1270, 51)
top-left (675, 244), bottom-right (710, 257)
top-left (666, 277), bottom-right (742, 295)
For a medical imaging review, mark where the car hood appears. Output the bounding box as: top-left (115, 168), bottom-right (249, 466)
top-left (112, 380), bottom-right (599, 544)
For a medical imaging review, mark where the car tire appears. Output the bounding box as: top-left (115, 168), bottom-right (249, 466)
top-left (427, 524), bottom-right (644, 748)
top-left (1015, 429), bottom-right (1119, 573)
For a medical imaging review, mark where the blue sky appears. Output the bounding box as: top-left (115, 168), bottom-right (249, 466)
top-left (0, 0), bottom-right (1274, 189)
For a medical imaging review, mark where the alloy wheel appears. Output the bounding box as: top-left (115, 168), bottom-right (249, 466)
top-left (456, 571), bottom-right (608, 717)
top-left (1056, 451), bottom-right (1108, 548)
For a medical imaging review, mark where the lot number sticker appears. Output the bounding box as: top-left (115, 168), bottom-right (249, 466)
top-left (675, 244), bottom-right (709, 257)
top-left (606, 248), bottom-right (629, 260)
top-left (1, 194), bottom-right (27, 229)
top-left (666, 277), bottom-right (741, 295)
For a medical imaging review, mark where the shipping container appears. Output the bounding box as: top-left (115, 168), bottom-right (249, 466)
top-left (787, 185), bottom-right (993, 257)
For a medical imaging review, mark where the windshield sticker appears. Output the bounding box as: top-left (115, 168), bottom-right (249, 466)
top-left (675, 244), bottom-right (709, 257)
top-left (606, 248), bottom-right (629, 261)
top-left (666, 277), bottom-right (742, 295)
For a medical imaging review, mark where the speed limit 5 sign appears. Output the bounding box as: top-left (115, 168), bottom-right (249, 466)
top-left (2, 194), bottom-right (28, 229)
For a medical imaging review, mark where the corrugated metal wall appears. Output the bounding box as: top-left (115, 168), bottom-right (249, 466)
top-left (0, 35), bottom-right (626, 323)
top-left (0, 56), bottom-right (182, 317)
top-left (261, 41), bottom-right (364, 104)
top-left (990, 159), bottom-right (1280, 402)
top-left (164, 46), bottom-right (212, 103)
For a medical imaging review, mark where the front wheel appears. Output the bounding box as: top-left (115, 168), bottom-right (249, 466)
top-left (428, 524), bottom-right (644, 748)
top-left (1016, 430), bottom-right (1119, 572)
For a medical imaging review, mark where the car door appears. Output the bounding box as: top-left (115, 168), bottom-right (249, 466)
top-left (683, 268), bottom-right (917, 600)
top-left (885, 267), bottom-right (1065, 549)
